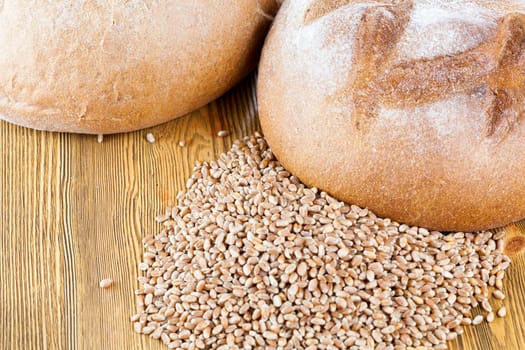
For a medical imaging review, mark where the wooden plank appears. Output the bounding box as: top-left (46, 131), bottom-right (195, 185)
top-left (0, 73), bottom-right (524, 349)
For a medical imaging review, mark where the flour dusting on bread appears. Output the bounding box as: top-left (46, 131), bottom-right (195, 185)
top-left (257, 0), bottom-right (525, 231)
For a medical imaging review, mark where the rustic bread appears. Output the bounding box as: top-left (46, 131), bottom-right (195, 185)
top-left (258, 0), bottom-right (525, 231)
top-left (0, 0), bottom-right (279, 134)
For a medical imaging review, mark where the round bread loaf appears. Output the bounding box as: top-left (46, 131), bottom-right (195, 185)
top-left (0, 0), bottom-right (279, 134)
top-left (258, 0), bottom-right (525, 231)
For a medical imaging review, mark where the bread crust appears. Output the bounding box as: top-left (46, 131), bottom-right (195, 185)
top-left (258, 0), bottom-right (525, 231)
top-left (0, 0), bottom-right (279, 134)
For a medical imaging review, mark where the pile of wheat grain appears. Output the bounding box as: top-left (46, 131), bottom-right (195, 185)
top-left (132, 134), bottom-right (510, 350)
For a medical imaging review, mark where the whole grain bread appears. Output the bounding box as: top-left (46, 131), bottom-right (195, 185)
top-left (258, 0), bottom-right (525, 231)
top-left (0, 0), bottom-right (279, 133)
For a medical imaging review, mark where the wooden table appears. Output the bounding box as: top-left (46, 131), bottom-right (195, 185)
top-left (1, 74), bottom-right (524, 350)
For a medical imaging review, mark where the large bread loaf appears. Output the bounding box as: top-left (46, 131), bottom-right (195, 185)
top-left (258, 0), bottom-right (525, 231)
top-left (0, 0), bottom-right (279, 133)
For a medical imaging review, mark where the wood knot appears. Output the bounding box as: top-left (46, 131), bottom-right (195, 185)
top-left (504, 236), bottom-right (525, 256)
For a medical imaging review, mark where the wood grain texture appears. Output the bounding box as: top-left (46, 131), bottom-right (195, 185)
top-left (0, 73), bottom-right (524, 350)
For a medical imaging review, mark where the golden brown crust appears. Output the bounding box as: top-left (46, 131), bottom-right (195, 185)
top-left (0, 0), bottom-right (279, 134)
top-left (258, 0), bottom-right (525, 231)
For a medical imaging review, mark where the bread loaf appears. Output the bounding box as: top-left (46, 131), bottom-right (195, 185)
top-left (0, 0), bottom-right (279, 133)
top-left (258, 0), bottom-right (525, 231)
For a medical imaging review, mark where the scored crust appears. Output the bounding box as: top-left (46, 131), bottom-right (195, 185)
top-left (309, 0), bottom-right (525, 137)
top-left (258, 0), bottom-right (525, 231)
